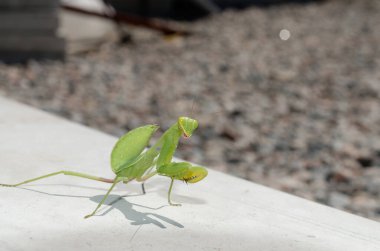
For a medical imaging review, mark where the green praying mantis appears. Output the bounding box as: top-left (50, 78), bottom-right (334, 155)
top-left (0, 116), bottom-right (208, 219)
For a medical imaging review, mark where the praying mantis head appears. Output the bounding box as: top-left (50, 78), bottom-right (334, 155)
top-left (178, 116), bottom-right (198, 138)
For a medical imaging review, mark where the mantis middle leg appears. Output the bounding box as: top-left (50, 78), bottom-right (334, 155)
top-left (136, 171), bottom-right (158, 195)
top-left (168, 178), bottom-right (181, 206)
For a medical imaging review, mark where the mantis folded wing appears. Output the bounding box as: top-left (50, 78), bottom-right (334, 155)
top-left (0, 116), bottom-right (208, 219)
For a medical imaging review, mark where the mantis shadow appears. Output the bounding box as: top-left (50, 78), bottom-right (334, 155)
top-left (91, 194), bottom-right (184, 229)
top-left (146, 179), bottom-right (207, 205)
top-left (14, 186), bottom-right (184, 229)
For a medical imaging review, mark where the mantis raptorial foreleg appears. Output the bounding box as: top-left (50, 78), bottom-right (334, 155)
top-left (0, 170), bottom-right (115, 187)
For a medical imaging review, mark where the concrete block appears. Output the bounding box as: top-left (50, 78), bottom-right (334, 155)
top-left (0, 0), bottom-right (59, 9)
top-left (58, 10), bottom-right (118, 54)
top-left (0, 11), bottom-right (58, 34)
top-left (0, 36), bottom-right (65, 63)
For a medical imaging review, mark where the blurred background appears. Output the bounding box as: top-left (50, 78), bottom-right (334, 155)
top-left (0, 0), bottom-right (379, 221)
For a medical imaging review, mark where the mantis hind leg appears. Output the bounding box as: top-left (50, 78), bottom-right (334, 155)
top-left (84, 178), bottom-right (121, 219)
top-left (0, 170), bottom-right (115, 187)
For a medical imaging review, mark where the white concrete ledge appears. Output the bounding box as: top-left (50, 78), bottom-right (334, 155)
top-left (0, 96), bottom-right (379, 251)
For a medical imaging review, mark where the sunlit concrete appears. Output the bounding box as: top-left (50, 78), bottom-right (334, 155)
top-left (58, 0), bottom-right (118, 54)
top-left (0, 96), bottom-right (379, 251)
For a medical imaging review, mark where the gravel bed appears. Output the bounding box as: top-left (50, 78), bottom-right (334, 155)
top-left (1, 0), bottom-right (379, 220)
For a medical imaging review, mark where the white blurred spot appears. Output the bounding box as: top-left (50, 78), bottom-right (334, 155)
top-left (279, 29), bottom-right (291, 41)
